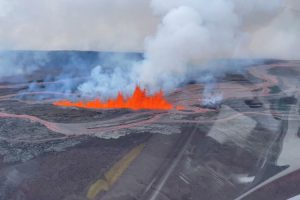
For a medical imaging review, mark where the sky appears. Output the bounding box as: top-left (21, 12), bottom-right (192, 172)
top-left (0, 0), bottom-right (158, 51)
top-left (0, 0), bottom-right (299, 97)
top-left (0, 0), bottom-right (299, 60)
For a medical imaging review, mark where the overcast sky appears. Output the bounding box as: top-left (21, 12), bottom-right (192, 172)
top-left (0, 0), bottom-right (158, 51)
top-left (0, 0), bottom-right (299, 59)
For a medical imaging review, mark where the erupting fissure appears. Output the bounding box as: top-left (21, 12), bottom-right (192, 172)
top-left (53, 86), bottom-right (175, 110)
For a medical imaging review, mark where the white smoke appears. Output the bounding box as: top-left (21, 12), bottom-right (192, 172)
top-left (202, 94), bottom-right (223, 108)
top-left (202, 83), bottom-right (223, 108)
top-left (75, 0), bottom-right (299, 97)
top-left (136, 0), bottom-right (284, 91)
top-left (0, 0), bottom-right (299, 97)
top-left (79, 0), bottom-right (291, 96)
top-left (78, 65), bottom-right (137, 97)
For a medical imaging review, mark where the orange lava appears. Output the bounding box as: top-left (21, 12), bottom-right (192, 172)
top-left (53, 86), bottom-right (175, 110)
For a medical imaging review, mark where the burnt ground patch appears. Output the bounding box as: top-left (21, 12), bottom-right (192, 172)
top-left (1, 100), bottom-right (133, 123)
top-left (270, 96), bottom-right (298, 112)
top-left (0, 132), bottom-right (151, 200)
top-left (245, 98), bottom-right (263, 108)
top-left (269, 67), bottom-right (300, 77)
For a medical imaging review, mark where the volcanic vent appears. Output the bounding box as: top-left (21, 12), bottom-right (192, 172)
top-left (53, 86), bottom-right (175, 110)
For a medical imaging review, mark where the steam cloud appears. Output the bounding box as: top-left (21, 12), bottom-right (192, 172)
top-left (136, 0), bottom-right (285, 91)
top-left (80, 0), bottom-right (293, 96)
top-left (202, 83), bottom-right (223, 108)
top-left (0, 0), bottom-right (299, 98)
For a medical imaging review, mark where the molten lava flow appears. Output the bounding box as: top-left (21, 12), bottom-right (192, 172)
top-left (53, 86), bottom-right (174, 110)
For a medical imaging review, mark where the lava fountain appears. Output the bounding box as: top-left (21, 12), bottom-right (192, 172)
top-left (53, 86), bottom-right (176, 110)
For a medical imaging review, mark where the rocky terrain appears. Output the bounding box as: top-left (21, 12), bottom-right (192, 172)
top-left (0, 60), bottom-right (300, 200)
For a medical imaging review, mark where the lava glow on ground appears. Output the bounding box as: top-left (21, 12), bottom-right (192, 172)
top-left (53, 86), bottom-right (175, 110)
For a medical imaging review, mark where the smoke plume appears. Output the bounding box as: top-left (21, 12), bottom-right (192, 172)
top-left (80, 0), bottom-right (299, 94)
top-left (81, 0), bottom-right (292, 95)
top-left (136, 0), bottom-right (284, 91)
top-left (0, 0), bottom-right (299, 98)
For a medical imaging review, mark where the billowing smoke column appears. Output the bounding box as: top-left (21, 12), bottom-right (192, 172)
top-left (79, 0), bottom-right (284, 97)
top-left (136, 0), bottom-right (283, 91)
top-left (138, 1), bottom-right (240, 91)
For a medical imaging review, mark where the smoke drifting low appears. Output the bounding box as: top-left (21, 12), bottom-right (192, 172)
top-left (0, 0), bottom-right (299, 98)
top-left (0, 51), bottom-right (49, 82)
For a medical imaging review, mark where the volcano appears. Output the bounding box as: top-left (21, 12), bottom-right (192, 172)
top-left (0, 52), bottom-right (300, 200)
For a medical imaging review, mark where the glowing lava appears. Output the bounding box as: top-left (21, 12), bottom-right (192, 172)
top-left (53, 86), bottom-right (174, 110)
